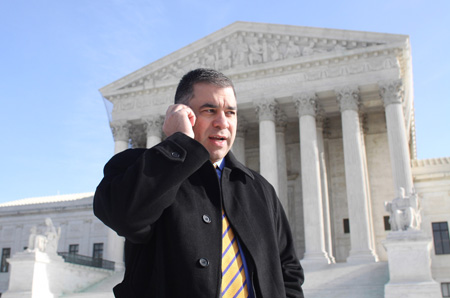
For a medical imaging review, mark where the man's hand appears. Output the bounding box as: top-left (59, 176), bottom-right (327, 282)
top-left (163, 104), bottom-right (196, 139)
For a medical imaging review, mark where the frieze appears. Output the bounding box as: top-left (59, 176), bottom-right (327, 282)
top-left (117, 31), bottom-right (385, 91)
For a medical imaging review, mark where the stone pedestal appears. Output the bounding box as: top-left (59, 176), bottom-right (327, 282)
top-left (3, 251), bottom-right (64, 298)
top-left (383, 230), bottom-right (441, 298)
top-left (4, 250), bottom-right (113, 298)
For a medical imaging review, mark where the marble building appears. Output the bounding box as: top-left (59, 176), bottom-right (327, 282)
top-left (1, 22), bottom-right (449, 297)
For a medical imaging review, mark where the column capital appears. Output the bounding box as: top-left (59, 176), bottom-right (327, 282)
top-left (143, 115), bottom-right (164, 136)
top-left (378, 79), bottom-right (403, 107)
top-left (276, 111), bottom-right (288, 133)
top-left (294, 92), bottom-right (317, 117)
top-left (335, 86), bottom-right (360, 112)
top-left (110, 120), bottom-right (130, 142)
top-left (254, 99), bottom-right (278, 121)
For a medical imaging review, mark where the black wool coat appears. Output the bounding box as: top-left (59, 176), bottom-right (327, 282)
top-left (94, 132), bottom-right (304, 298)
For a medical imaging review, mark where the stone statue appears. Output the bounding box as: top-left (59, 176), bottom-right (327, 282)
top-left (215, 44), bottom-right (232, 70)
top-left (44, 218), bottom-right (61, 254)
top-left (26, 218), bottom-right (61, 254)
top-left (285, 40), bottom-right (301, 58)
top-left (268, 40), bottom-right (281, 61)
top-left (232, 35), bottom-right (249, 66)
top-left (248, 37), bottom-right (264, 65)
top-left (302, 41), bottom-right (316, 56)
top-left (385, 188), bottom-right (421, 231)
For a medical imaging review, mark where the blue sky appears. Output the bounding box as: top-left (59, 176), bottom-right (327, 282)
top-left (0, 0), bottom-right (449, 203)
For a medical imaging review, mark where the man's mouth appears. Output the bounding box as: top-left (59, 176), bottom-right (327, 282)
top-left (210, 135), bottom-right (226, 141)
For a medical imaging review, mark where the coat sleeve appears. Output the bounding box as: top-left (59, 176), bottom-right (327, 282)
top-left (93, 132), bottom-right (210, 244)
top-left (274, 193), bottom-right (305, 297)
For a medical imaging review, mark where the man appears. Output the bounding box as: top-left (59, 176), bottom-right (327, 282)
top-left (94, 68), bottom-right (304, 297)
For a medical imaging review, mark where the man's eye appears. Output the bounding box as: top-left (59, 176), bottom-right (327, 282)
top-left (226, 111), bottom-right (236, 116)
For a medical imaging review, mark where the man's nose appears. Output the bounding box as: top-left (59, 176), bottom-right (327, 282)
top-left (213, 112), bottom-right (229, 129)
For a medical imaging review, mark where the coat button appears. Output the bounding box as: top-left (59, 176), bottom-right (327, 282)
top-left (171, 152), bottom-right (180, 158)
top-left (202, 214), bottom-right (211, 224)
top-left (198, 258), bottom-right (209, 267)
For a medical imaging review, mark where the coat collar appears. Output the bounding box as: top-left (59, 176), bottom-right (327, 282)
top-left (224, 151), bottom-right (255, 180)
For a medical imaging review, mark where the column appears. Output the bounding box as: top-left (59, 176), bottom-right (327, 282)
top-left (335, 86), bottom-right (378, 263)
top-left (108, 121), bottom-right (129, 270)
top-left (144, 115), bottom-right (164, 148)
top-left (276, 112), bottom-right (289, 213)
top-left (379, 79), bottom-right (414, 195)
top-left (110, 120), bottom-right (130, 154)
top-left (316, 111), bottom-right (335, 263)
top-left (231, 115), bottom-right (247, 165)
top-left (294, 92), bottom-right (330, 265)
top-left (254, 99), bottom-right (279, 194)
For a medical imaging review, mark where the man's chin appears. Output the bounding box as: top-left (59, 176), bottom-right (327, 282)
top-left (208, 150), bottom-right (229, 163)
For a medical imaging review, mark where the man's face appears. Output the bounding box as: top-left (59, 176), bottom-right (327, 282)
top-left (188, 83), bottom-right (237, 163)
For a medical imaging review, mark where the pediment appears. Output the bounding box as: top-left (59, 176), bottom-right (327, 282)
top-left (100, 21), bottom-right (408, 97)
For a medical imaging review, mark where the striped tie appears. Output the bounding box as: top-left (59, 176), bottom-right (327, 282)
top-left (221, 210), bottom-right (249, 298)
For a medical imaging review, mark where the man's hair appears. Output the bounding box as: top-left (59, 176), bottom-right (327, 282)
top-left (174, 68), bottom-right (236, 105)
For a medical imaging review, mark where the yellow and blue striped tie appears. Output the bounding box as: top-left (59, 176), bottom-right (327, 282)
top-left (221, 210), bottom-right (249, 298)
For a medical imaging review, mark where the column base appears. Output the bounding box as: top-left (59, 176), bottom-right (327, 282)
top-left (301, 251), bottom-right (331, 269)
top-left (385, 281), bottom-right (441, 298)
top-left (346, 249), bottom-right (379, 264)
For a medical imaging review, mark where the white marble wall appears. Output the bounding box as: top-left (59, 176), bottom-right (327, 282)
top-left (412, 158), bottom-right (450, 283)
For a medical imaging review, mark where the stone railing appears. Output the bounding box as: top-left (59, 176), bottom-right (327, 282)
top-left (58, 252), bottom-right (115, 271)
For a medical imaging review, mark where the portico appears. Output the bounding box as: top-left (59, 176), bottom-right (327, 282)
top-left (101, 21), bottom-right (415, 267)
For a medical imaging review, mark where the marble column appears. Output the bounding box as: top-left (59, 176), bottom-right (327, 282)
top-left (255, 99), bottom-right (279, 194)
top-left (335, 86), bottom-right (378, 263)
top-left (110, 120), bottom-right (130, 154)
top-left (316, 111), bottom-right (335, 263)
top-left (294, 92), bottom-right (330, 265)
top-left (144, 115), bottom-right (164, 148)
top-left (379, 79), bottom-right (414, 195)
top-left (276, 112), bottom-right (289, 214)
top-left (232, 116), bottom-right (248, 165)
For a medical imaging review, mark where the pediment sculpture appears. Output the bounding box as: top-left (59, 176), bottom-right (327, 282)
top-left (118, 30), bottom-right (384, 91)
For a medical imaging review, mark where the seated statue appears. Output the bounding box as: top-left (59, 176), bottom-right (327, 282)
top-left (26, 217), bottom-right (61, 254)
top-left (385, 187), bottom-right (421, 231)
